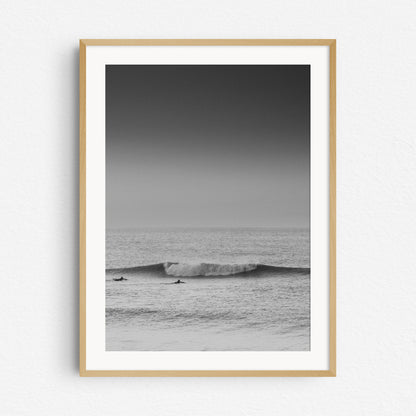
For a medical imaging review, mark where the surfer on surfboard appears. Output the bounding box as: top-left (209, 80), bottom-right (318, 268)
top-left (113, 276), bottom-right (128, 281)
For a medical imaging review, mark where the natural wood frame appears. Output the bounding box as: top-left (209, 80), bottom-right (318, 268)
top-left (79, 39), bottom-right (336, 377)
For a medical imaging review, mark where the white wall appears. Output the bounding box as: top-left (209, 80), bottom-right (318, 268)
top-left (1, 0), bottom-right (415, 414)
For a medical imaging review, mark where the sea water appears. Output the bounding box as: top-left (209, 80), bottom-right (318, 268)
top-left (106, 227), bottom-right (310, 351)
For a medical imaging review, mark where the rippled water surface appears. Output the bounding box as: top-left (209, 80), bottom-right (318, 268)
top-left (106, 228), bottom-right (310, 351)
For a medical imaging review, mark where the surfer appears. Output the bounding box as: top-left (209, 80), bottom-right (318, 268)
top-left (113, 276), bottom-right (127, 281)
top-left (174, 279), bottom-right (185, 284)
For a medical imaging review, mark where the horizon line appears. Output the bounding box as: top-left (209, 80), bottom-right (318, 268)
top-left (106, 225), bottom-right (310, 230)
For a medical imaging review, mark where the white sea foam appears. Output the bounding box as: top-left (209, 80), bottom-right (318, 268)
top-left (163, 262), bottom-right (258, 277)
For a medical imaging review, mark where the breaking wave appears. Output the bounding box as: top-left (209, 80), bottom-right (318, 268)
top-left (107, 262), bottom-right (309, 277)
top-left (164, 262), bottom-right (257, 277)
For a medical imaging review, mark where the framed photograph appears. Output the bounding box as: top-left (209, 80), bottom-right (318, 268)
top-left (80, 39), bottom-right (336, 376)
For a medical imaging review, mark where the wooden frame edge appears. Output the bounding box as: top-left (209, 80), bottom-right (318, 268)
top-left (79, 39), bottom-right (336, 377)
top-left (80, 370), bottom-right (336, 377)
top-left (80, 38), bottom-right (336, 46)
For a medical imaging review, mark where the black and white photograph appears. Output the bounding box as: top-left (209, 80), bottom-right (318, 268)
top-left (105, 64), bottom-right (311, 351)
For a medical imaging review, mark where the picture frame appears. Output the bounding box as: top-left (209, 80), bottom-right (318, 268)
top-left (80, 39), bottom-right (336, 377)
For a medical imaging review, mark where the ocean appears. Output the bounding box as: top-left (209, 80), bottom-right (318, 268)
top-left (106, 227), bottom-right (310, 351)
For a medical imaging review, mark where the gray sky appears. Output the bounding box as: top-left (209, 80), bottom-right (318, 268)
top-left (106, 65), bottom-right (310, 228)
